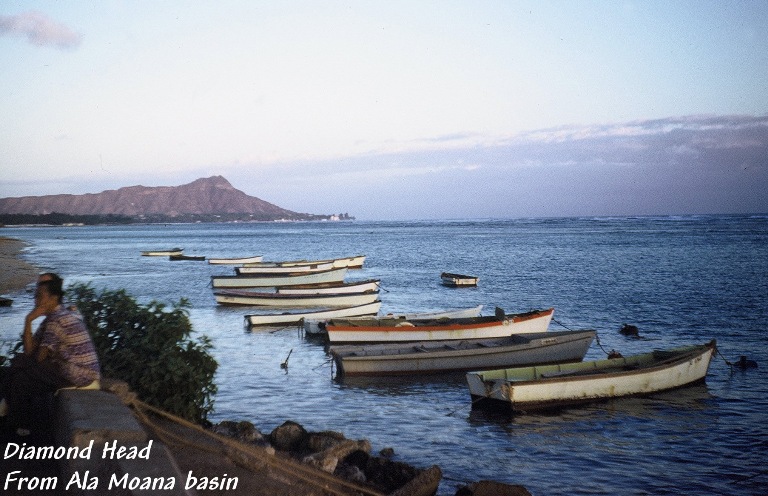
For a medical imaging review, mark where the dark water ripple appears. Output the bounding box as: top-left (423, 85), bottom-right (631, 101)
top-left (1, 215), bottom-right (766, 495)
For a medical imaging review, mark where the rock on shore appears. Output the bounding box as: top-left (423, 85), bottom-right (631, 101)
top-left (213, 419), bottom-right (442, 496)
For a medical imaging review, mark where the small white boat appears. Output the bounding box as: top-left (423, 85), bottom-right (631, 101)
top-left (207, 255), bottom-right (264, 265)
top-left (466, 340), bottom-right (717, 412)
top-left (245, 301), bottom-right (382, 327)
top-left (236, 261), bottom-right (335, 275)
top-left (441, 272), bottom-right (479, 287)
top-left (214, 289), bottom-right (380, 307)
top-left (324, 308), bottom-right (554, 343)
top-left (141, 248), bottom-right (183, 256)
top-left (211, 267), bottom-right (348, 288)
top-left (276, 279), bottom-right (381, 295)
top-left (304, 304), bottom-right (484, 334)
top-left (331, 329), bottom-right (596, 377)
top-left (242, 255), bottom-right (366, 269)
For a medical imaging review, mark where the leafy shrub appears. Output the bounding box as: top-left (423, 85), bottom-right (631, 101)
top-left (69, 283), bottom-right (218, 423)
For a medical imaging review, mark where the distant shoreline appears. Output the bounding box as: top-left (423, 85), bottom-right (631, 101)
top-left (0, 211), bottom-right (343, 226)
top-left (0, 236), bottom-right (38, 294)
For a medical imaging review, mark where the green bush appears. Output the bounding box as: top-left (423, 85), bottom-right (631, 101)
top-left (69, 283), bottom-right (218, 423)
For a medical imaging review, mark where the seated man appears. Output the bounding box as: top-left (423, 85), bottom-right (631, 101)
top-left (0, 274), bottom-right (101, 435)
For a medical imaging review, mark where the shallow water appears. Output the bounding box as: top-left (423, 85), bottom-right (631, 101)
top-left (1, 216), bottom-right (766, 495)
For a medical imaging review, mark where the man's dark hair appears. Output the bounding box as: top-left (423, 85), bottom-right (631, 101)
top-left (38, 272), bottom-right (60, 283)
top-left (38, 275), bottom-right (64, 303)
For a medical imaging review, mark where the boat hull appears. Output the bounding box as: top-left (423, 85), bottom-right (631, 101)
top-left (236, 261), bottom-right (335, 274)
top-left (441, 272), bottom-right (478, 287)
top-left (245, 301), bottom-right (382, 327)
top-left (303, 305), bottom-right (484, 334)
top-left (276, 279), bottom-right (380, 295)
top-left (242, 255), bottom-right (365, 269)
top-left (211, 267), bottom-right (348, 288)
top-left (466, 341), bottom-right (716, 412)
top-left (214, 290), bottom-right (380, 307)
top-left (325, 308), bottom-right (554, 343)
top-left (169, 254), bottom-right (205, 261)
top-left (331, 330), bottom-right (596, 377)
top-left (141, 248), bottom-right (183, 256)
top-left (208, 256), bottom-right (263, 265)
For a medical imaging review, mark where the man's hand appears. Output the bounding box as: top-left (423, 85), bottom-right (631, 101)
top-left (25, 305), bottom-right (47, 325)
top-left (22, 306), bottom-right (46, 356)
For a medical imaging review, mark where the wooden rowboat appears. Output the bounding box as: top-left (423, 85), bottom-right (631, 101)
top-left (276, 279), bottom-right (380, 295)
top-left (330, 329), bottom-right (596, 377)
top-left (141, 248), bottom-right (183, 256)
top-left (207, 255), bottom-right (263, 265)
top-left (236, 261), bottom-right (335, 275)
top-left (303, 304), bottom-right (484, 335)
top-left (211, 267), bottom-right (348, 288)
top-left (214, 289), bottom-right (380, 307)
top-left (324, 308), bottom-right (554, 343)
top-left (243, 255), bottom-right (365, 269)
top-left (245, 301), bottom-right (382, 327)
top-left (441, 272), bottom-right (478, 287)
top-left (466, 340), bottom-right (717, 412)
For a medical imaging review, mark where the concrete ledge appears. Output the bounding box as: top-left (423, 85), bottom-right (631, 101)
top-left (54, 389), bottom-right (193, 495)
top-left (55, 390), bottom-right (147, 448)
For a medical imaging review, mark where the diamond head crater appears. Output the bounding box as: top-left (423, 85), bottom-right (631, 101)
top-left (0, 176), bottom-right (351, 225)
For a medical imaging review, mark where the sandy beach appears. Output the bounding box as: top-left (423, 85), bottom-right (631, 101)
top-left (0, 236), bottom-right (38, 295)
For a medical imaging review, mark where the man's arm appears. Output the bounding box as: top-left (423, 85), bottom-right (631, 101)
top-left (22, 307), bottom-right (46, 357)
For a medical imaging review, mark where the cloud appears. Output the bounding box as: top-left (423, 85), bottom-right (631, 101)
top-left (1, 114), bottom-right (765, 219)
top-left (245, 114), bottom-right (768, 218)
top-left (0, 11), bottom-right (81, 49)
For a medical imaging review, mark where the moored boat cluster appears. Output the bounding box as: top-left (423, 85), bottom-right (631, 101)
top-left (144, 248), bottom-right (719, 414)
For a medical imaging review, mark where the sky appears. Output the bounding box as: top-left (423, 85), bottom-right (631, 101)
top-left (1, 1), bottom-right (767, 220)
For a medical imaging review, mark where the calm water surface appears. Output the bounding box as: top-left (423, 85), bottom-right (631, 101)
top-left (1, 216), bottom-right (766, 495)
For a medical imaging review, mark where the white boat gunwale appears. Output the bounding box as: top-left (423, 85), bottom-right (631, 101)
top-left (276, 279), bottom-right (380, 295)
top-left (141, 248), bottom-right (184, 256)
top-left (207, 255), bottom-right (264, 265)
top-left (245, 300), bottom-right (382, 327)
top-left (242, 255), bottom-right (366, 269)
top-left (211, 267), bottom-right (349, 288)
top-left (235, 261), bottom-right (336, 274)
top-left (303, 304), bottom-right (485, 335)
top-left (214, 289), bottom-right (380, 307)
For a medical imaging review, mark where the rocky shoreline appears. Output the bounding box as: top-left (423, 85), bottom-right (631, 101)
top-left (204, 417), bottom-right (531, 496)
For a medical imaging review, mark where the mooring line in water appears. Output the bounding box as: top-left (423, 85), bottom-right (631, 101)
top-left (445, 385), bottom-right (504, 417)
top-left (267, 325), bottom-right (295, 334)
top-left (551, 318), bottom-right (575, 331)
top-left (552, 318), bottom-right (617, 358)
top-left (715, 346), bottom-right (735, 370)
top-left (716, 347), bottom-right (759, 373)
top-left (311, 356), bottom-right (334, 371)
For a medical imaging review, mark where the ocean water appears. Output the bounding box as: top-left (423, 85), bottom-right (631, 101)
top-left (1, 216), bottom-right (766, 495)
